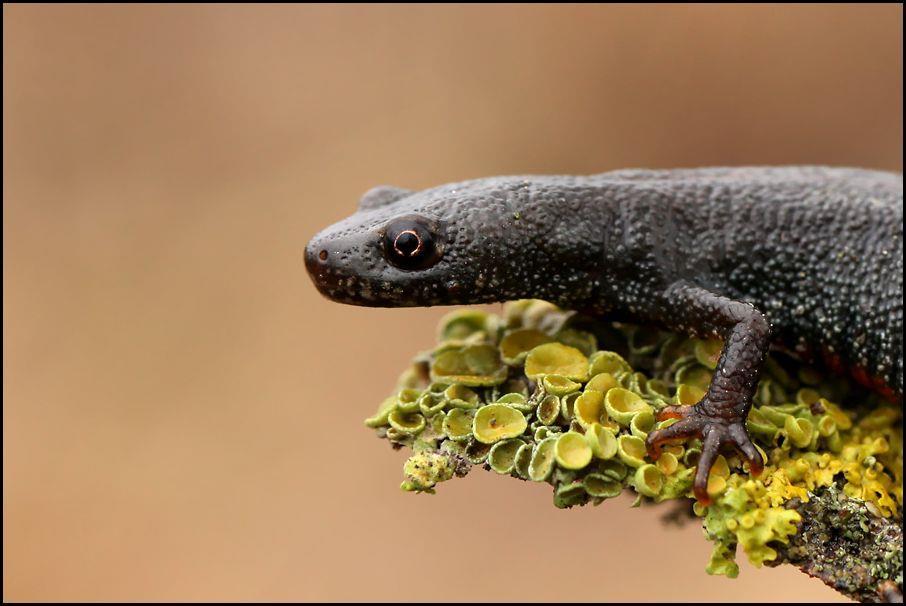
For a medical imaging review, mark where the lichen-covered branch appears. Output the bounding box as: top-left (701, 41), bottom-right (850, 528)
top-left (365, 301), bottom-right (903, 601)
top-left (770, 483), bottom-right (903, 602)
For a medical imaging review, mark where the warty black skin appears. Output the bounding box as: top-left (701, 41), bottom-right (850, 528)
top-left (305, 166), bottom-right (903, 503)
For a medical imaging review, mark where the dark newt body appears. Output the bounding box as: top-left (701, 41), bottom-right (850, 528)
top-left (305, 166), bottom-right (903, 503)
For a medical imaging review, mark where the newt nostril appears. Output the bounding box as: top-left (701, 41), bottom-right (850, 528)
top-left (304, 242), bottom-right (329, 275)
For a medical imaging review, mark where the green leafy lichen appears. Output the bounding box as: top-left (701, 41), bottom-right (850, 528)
top-left (366, 300), bottom-right (903, 581)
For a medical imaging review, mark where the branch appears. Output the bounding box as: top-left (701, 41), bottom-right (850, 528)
top-left (769, 483), bottom-right (903, 602)
top-left (368, 301), bottom-right (903, 602)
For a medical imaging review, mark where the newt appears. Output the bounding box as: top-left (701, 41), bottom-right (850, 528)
top-left (304, 166), bottom-right (903, 504)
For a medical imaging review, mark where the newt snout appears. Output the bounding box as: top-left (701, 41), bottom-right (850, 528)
top-left (303, 232), bottom-right (368, 305)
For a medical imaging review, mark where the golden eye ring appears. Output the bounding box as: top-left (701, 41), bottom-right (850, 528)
top-left (393, 229), bottom-right (423, 258)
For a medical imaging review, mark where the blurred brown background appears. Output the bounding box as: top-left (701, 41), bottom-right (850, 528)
top-left (4, 4), bottom-right (902, 602)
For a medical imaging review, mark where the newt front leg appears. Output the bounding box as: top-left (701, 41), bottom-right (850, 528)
top-left (645, 282), bottom-right (769, 504)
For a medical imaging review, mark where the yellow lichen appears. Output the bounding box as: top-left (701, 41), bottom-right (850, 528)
top-left (365, 300), bottom-right (903, 578)
top-left (524, 342), bottom-right (589, 381)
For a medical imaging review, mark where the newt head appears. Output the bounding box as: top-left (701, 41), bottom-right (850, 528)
top-left (305, 179), bottom-right (543, 307)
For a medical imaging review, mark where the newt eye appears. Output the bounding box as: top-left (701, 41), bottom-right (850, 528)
top-left (384, 216), bottom-right (441, 270)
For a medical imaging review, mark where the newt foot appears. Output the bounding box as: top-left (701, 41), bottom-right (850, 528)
top-left (645, 403), bottom-right (764, 505)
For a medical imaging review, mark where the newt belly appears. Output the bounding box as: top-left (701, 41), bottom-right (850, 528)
top-left (821, 348), bottom-right (902, 405)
